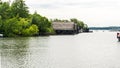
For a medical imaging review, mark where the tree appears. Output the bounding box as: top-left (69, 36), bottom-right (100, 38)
top-left (0, 2), bottom-right (11, 19)
top-left (70, 18), bottom-right (84, 29)
top-left (0, 16), bottom-right (3, 33)
top-left (15, 18), bottom-right (39, 36)
top-left (83, 24), bottom-right (89, 32)
top-left (32, 12), bottom-right (54, 35)
top-left (22, 24), bottom-right (39, 36)
top-left (11, 0), bottom-right (29, 18)
top-left (3, 17), bottom-right (18, 37)
top-left (51, 19), bottom-right (70, 22)
top-left (2, 17), bottom-right (39, 37)
top-left (0, 0), bottom-right (54, 37)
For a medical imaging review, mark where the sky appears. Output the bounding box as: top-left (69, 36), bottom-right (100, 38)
top-left (3, 0), bottom-right (120, 27)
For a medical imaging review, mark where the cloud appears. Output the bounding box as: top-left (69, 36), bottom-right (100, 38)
top-left (2, 0), bottom-right (120, 26)
top-left (65, 1), bottom-right (119, 7)
top-left (26, 0), bottom-right (120, 9)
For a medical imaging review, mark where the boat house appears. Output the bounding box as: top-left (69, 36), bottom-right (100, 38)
top-left (52, 22), bottom-right (79, 34)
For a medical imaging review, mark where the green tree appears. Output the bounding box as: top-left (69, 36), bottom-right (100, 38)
top-left (13, 18), bottom-right (30, 35)
top-left (11, 0), bottom-right (29, 18)
top-left (52, 19), bottom-right (70, 22)
top-left (3, 17), bottom-right (18, 37)
top-left (15, 18), bottom-right (39, 36)
top-left (0, 16), bottom-right (3, 33)
top-left (83, 24), bottom-right (89, 32)
top-left (0, 0), bottom-right (54, 37)
top-left (22, 24), bottom-right (39, 36)
top-left (83, 24), bottom-right (88, 29)
top-left (2, 17), bottom-right (39, 37)
top-left (70, 18), bottom-right (84, 29)
top-left (32, 12), bottom-right (54, 35)
top-left (0, 2), bottom-right (11, 19)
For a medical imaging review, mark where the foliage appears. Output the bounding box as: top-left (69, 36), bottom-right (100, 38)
top-left (0, 2), bottom-right (11, 19)
top-left (51, 19), bottom-right (70, 22)
top-left (0, 0), bottom-right (54, 37)
top-left (83, 24), bottom-right (88, 29)
top-left (1, 17), bottom-right (39, 37)
top-left (22, 24), bottom-right (39, 36)
top-left (32, 12), bottom-right (54, 35)
top-left (70, 18), bottom-right (84, 29)
top-left (3, 17), bottom-right (18, 37)
top-left (11, 0), bottom-right (29, 18)
top-left (0, 16), bottom-right (3, 33)
top-left (83, 24), bottom-right (89, 32)
top-left (0, 0), bottom-right (88, 37)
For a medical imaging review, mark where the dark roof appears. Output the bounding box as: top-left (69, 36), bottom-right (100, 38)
top-left (52, 22), bottom-right (76, 30)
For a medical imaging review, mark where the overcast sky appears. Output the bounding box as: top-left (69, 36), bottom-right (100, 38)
top-left (3, 0), bottom-right (120, 27)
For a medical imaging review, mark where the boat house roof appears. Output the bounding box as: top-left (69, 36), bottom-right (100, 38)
top-left (52, 22), bottom-right (76, 30)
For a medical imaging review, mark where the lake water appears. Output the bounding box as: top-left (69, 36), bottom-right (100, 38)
top-left (0, 31), bottom-right (120, 68)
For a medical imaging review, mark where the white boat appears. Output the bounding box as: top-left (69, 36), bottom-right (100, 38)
top-left (0, 34), bottom-right (3, 37)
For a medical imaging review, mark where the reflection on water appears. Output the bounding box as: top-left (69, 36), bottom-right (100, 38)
top-left (1, 31), bottom-right (120, 68)
top-left (0, 37), bottom-right (30, 68)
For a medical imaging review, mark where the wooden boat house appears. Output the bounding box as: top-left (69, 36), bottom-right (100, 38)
top-left (52, 22), bottom-right (79, 34)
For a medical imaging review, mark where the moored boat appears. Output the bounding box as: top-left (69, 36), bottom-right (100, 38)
top-left (117, 33), bottom-right (120, 41)
top-left (0, 34), bottom-right (3, 37)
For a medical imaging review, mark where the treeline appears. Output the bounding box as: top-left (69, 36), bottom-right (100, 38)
top-left (89, 26), bottom-right (120, 30)
top-left (52, 18), bottom-right (89, 32)
top-left (0, 0), bottom-right (89, 37)
top-left (0, 0), bottom-right (54, 37)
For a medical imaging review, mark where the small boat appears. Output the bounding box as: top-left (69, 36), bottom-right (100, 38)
top-left (117, 33), bottom-right (120, 41)
top-left (0, 34), bottom-right (3, 37)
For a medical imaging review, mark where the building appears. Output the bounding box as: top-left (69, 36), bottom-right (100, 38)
top-left (52, 22), bottom-right (79, 34)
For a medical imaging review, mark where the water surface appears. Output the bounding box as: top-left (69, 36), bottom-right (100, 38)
top-left (0, 31), bottom-right (120, 68)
